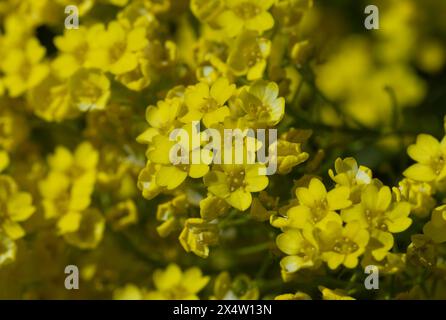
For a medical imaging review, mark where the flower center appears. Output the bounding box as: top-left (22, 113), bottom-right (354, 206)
top-left (200, 98), bottom-right (219, 113)
top-left (234, 3), bottom-right (261, 20)
top-left (227, 170), bottom-right (245, 192)
top-left (243, 49), bottom-right (262, 67)
top-left (311, 200), bottom-right (328, 223)
top-left (333, 237), bottom-right (359, 254)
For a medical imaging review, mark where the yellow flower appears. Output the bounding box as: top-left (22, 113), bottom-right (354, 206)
top-left (216, 0), bottom-right (275, 37)
top-left (275, 291), bottom-right (311, 300)
top-left (211, 272), bottom-right (259, 300)
top-left (0, 106), bottom-right (29, 151)
top-left (69, 68), bottom-right (111, 112)
top-left (227, 31), bottom-right (271, 80)
top-left (290, 40), bottom-right (313, 66)
top-left (270, 139), bottom-right (309, 175)
top-left (272, 0), bottom-right (313, 32)
top-left (276, 228), bottom-right (320, 274)
top-left (115, 57), bottom-right (152, 91)
top-left (87, 22), bottom-right (148, 75)
top-left (156, 194), bottom-right (189, 237)
top-left (341, 184), bottom-right (411, 260)
top-left (179, 218), bottom-right (219, 258)
top-left (28, 69), bottom-right (110, 121)
top-left (39, 142), bottom-right (98, 235)
top-left (423, 205), bottom-right (446, 244)
top-left (64, 208), bottom-right (105, 249)
top-left (329, 157), bottom-right (372, 189)
top-left (404, 134), bottom-right (446, 182)
top-left (200, 194), bottom-right (231, 220)
top-left (0, 231), bottom-right (16, 267)
top-left (0, 175), bottom-right (35, 240)
top-left (392, 178), bottom-right (436, 218)
top-left (137, 97), bottom-right (183, 144)
top-left (406, 234), bottom-right (437, 268)
top-left (204, 163), bottom-right (269, 211)
top-left (52, 26), bottom-right (93, 78)
top-left (285, 178), bottom-right (351, 229)
top-left (137, 161), bottom-right (165, 200)
top-left (235, 80), bottom-right (285, 128)
top-left (28, 74), bottom-right (79, 122)
top-left (319, 221), bottom-right (369, 269)
top-left (113, 284), bottom-right (145, 300)
top-left (1, 38), bottom-right (49, 97)
top-left (181, 78), bottom-right (235, 128)
top-left (319, 286), bottom-right (355, 300)
top-left (146, 264), bottom-right (209, 299)
top-left (106, 200), bottom-right (138, 231)
top-left (341, 185), bottom-right (412, 234)
top-left (147, 133), bottom-right (209, 190)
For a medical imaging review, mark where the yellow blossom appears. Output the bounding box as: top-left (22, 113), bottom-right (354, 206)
top-left (319, 221), bottom-right (369, 269)
top-left (216, 0), bottom-right (275, 37)
top-left (285, 178), bottom-right (351, 229)
top-left (146, 264), bottom-right (209, 299)
top-left (179, 218), bottom-right (219, 258)
top-left (404, 134), bottom-right (446, 183)
top-left (181, 78), bottom-right (235, 128)
top-left (423, 205), bottom-right (446, 244)
top-left (0, 175), bottom-right (35, 240)
top-left (204, 163), bottom-right (268, 211)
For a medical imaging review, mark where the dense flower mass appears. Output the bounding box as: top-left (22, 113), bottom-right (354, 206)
top-left (0, 0), bottom-right (446, 300)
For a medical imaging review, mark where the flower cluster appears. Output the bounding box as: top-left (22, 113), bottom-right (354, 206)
top-left (0, 0), bottom-right (446, 300)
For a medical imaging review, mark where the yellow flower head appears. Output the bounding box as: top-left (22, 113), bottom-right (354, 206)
top-left (69, 68), bottom-right (111, 112)
top-left (211, 272), bottom-right (259, 300)
top-left (181, 78), bottom-right (235, 128)
top-left (146, 264), bottom-right (209, 299)
top-left (341, 184), bottom-right (412, 234)
top-left (147, 130), bottom-right (209, 190)
top-left (156, 194), bottom-right (189, 237)
top-left (423, 205), bottom-right (446, 244)
top-left (87, 22), bottom-right (148, 75)
top-left (276, 228), bottom-right (320, 274)
top-left (1, 38), bottom-right (49, 97)
top-left (228, 31), bottom-right (271, 80)
top-left (216, 0), bottom-right (275, 37)
top-left (272, 0), bottom-right (313, 32)
top-left (52, 26), bottom-right (92, 78)
top-left (39, 142), bottom-right (98, 236)
top-left (275, 291), bottom-right (312, 300)
top-left (404, 133), bottom-right (446, 183)
top-left (137, 97), bottom-right (183, 144)
top-left (0, 231), bottom-right (16, 267)
top-left (179, 218), bottom-right (219, 258)
top-left (64, 208), bottom-right (105, 249)
top-left (204, 163), bottom-right (269, 211)
top-left (200, 194), bottom-right (231, 220)
top-left (106, 200), bottom-right (138, 231)
top-left (319, 286), bottom-right (355, 300)
top-left (0, 175), bottom-right (35, 240)
top-left (235, 80), bottom-right (285, 128)
top-left (319, 221), bottom-right (369, 269)
top-left (137, 161), bottom-right (165, 200)
top-left (285, 178), bottom-right (351, 229)
top-left (393, 178), bottom-right (436, 218)
top-left (272, 139), bottom-right (309, 175)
